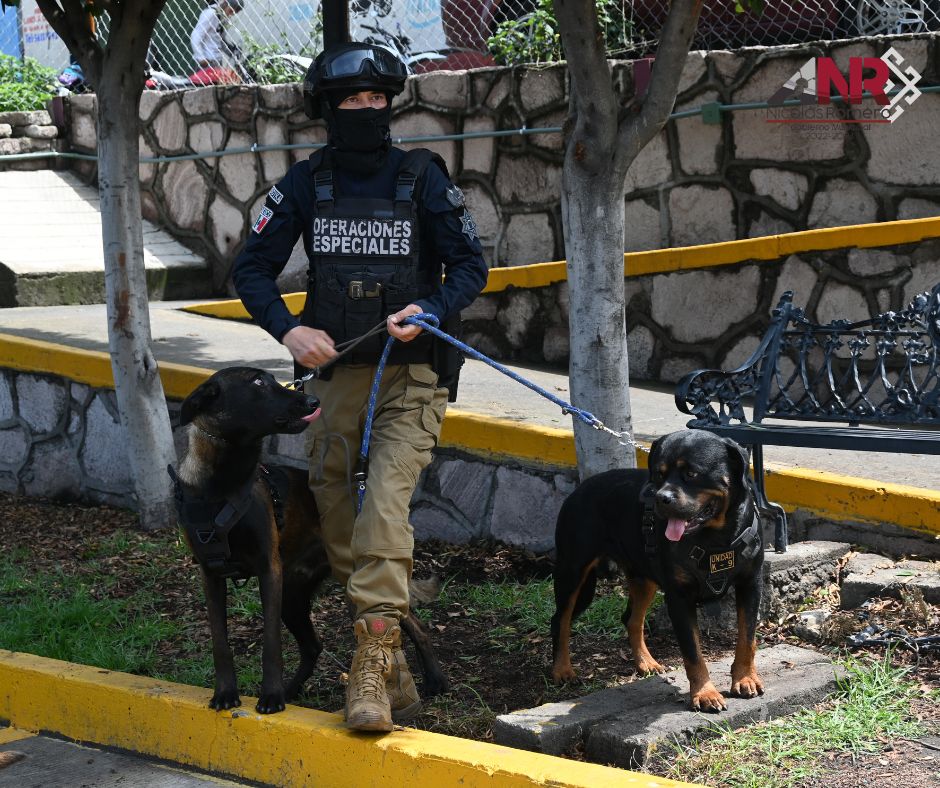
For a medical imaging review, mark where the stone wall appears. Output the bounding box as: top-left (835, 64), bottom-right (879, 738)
top-left (61, 33), bottom-right (940, 293)
top-left (0, 366), bottom-right (576, 551)
top-left (463, 236), bottom-right (940, 379)
top-left (0, 109), bottom-right (62, 171)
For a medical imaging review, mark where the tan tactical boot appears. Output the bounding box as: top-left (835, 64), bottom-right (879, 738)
top-left (387, 645), bottom-right (422, 724)
top-left (345, 615), bottom-right (397, 732)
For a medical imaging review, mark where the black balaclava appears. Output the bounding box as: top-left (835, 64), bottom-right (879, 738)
top-left (323, 89), bottom-right (393, 175)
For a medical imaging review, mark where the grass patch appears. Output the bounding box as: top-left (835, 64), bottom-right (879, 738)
top-left (662, 655), bottom-right (929, 788)
top-left (434, 578), bottom-right (635, 652)
top-left (0, 558), bottom-right (178, 673)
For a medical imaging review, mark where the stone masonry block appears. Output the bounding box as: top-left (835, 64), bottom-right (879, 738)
top-left (16, 374), bottom-right (67, 434)
top-left (81, 395), bottom-right (132, 488)
top-left (866, 93), bottom-right (940, 185)
top-left (624, 198), bottom-right (662, 252)
top-left (651, 266), bottom-right (760, 343)
top-left (750, 168), bottom-right (808, 212)
top-left (808, 180), bottom-right (878, 229)
top-left (220, 131), bottom-right (257, 203)
top-left (518, 68), bottom-right (565, 113)
top-left (624, 133), bottom-right (671, 192)
top-left (668, 185), bottom-right (735, 247)
top-left (0, 426), bottom-right (30, 470)
top-left (495, 155), bottom-right (561, 205)
top-left (815, 281), bottom-right (870, 326)
top-left (502, 212), bottom-right (554, 266)
top-left (436, 457), bottom-right (496, 528)
top-left (490, 467), bottom-right (562, 552)
top-left (771, 255), bottom-right (817, 311)
top-left (22, 437), bottom-right (81, 499)
top-left (0, 373), bottom-right (12, 422)
top-left (163, 161), bottom-right (208, 231)
top-left (152, 100), bottom-right (186, 152)
top-left (0, 123), bottom-right (11, 138)
top-left (182, 87), bottom-right (218, 116)
top-left (841, 553), bottom-right (940, 608)
top-left (416, 71), bottom-right (468, 109)
top-left (847, 248), bottom-right (904, 277)
top-left (497, 289), bottom-right (540, 348)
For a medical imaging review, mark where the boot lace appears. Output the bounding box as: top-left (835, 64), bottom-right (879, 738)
top-left (352, 634), bottom-right (394, 701)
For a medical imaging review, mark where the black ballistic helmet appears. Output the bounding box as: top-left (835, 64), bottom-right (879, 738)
top-left (303, 42), bottom-right (407, 119)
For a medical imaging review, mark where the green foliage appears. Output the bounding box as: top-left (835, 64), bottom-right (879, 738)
top-left (0, 54), bottom-right (57, 113)
top-left (664, 654), bottom-right (928, 788)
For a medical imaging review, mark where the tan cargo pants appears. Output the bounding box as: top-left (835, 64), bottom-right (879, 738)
top-left (305, 362), bottom-right (448, 620)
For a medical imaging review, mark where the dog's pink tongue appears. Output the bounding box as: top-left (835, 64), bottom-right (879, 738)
top-left (302, 408), bottom-right (321, 423)
top-left (665, 518), bottom-right (688, 542)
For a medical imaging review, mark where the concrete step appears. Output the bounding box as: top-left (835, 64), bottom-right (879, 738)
top-left (840, 552), bottom-right (940, 608)
top-left (493, 644), bottom-right (840, 769)
top-left (0, 171), bottom-right (210, 307)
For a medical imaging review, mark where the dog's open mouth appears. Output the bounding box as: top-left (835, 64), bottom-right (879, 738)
top-left (665, 498), bottom-right (720, 542)
top-left (274, 407), bottom-right (321, 430)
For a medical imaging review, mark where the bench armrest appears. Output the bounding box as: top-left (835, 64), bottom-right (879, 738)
top-left (674, 331), bottom-right (775, 426)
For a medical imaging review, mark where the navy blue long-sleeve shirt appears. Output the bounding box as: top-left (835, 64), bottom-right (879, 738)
top-left (232, 147), bottom-right (488, 342)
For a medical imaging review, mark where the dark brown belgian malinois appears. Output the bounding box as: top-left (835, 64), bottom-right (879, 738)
top-left (172, 366), bottom-right (448, 714)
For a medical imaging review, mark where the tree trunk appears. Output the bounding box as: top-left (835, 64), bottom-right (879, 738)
top-left (562, 164), bottom-right (634, 477)
top-left (96, 75), bottom-right (176, 530)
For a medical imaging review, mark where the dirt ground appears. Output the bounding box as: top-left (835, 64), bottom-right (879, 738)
top-left (0, 492), bottom-right (938, 786)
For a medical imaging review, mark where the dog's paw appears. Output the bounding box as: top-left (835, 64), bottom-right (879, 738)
top-left (635, 656), bottom-right (666, 675)
top-left (256, 691), bottom-right (286, 714)
top-left (209, 690), bottom-right (241, 711)
top-left (691, 683), bottom-right (727, 713)
top-left (731, 673), bottom-right (764, 699)
top-left (551, 664), bottom-right (577, 684)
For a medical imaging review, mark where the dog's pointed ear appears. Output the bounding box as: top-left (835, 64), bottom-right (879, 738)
top-left (721, 436), bottom-right (751, 488)
top-left (179, 380), bottom-right (220, 426)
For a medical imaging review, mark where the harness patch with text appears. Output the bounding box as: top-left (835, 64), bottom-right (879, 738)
top-left (311, 217), bottom-right (413, 256)
top-left (709, 551), bottom-right (735, 574)
top-left (252, 206), bottom-right (274, 235)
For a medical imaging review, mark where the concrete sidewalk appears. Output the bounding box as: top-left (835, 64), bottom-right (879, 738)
top-left (0, 300), bottom-right (937, 491)
top-left (0, 172), bottom-right (209, 307)
top-left (0, 728), bottom-right (250, 787)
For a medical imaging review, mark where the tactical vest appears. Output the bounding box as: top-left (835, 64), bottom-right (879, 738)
top-left (300, 148), bottom-right (442, 366)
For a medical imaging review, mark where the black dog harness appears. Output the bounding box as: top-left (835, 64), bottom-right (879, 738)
top-left (640, 486), bottom-right (762, 598)
top-left (167, 464), bottom-right (290, 580)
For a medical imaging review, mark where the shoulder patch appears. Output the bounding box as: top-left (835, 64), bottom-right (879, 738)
top-left (459, 209), bottom-right (478, 241)
top-left (252, 206), bottom-right (274, 234)
top-left (268, 185), bottom-right (284, 205)
top-left (445, 183), bottom-right (465, 208)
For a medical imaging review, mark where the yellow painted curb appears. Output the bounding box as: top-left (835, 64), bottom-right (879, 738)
top-left (0, 651), bottom-right (698, 788)
top-left (179, 216), bottom-right (940, 319)
top-left (0, 332), bottom-right (212, 402)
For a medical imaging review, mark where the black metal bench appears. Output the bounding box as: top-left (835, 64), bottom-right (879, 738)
top-left (674, 284), bottom-right (940, 553)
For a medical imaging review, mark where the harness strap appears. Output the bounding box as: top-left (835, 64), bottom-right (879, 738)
top-left (637, 487), bottom-right (762, 599)
top-left (167, 464), bottom-right (254, 579)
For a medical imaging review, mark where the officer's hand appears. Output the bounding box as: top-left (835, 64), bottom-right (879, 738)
top-left (387, 304), bottom-right (424, 342)
top-left (282, 326), bottom-right (338, 367)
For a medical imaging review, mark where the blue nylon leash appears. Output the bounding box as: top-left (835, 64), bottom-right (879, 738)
top-left (355, 312), bottom-right (633, 513)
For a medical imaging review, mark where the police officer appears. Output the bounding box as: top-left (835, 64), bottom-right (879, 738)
top-left (232, 42), bottom-right (487, 732)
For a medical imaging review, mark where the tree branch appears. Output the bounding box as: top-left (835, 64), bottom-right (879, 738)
top-left (552, 0), bottom-right (619, 174)
top-left (614, 0), bottom-right (704, 171)
top-left (35, 0), bottom-right (102, 79)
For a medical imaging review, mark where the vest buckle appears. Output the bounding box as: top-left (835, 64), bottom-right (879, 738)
top-left (348, 280), bottom-right (383, 299)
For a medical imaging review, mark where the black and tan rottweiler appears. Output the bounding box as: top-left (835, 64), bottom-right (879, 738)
top-left (172, 366), bottom-right (448, 714)
top-left (550, 429), bottom-right (764, 712)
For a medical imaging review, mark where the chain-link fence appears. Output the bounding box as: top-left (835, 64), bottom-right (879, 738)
top-left (7, 0), bottom-right (940, 88)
